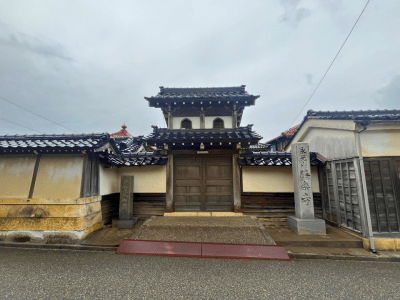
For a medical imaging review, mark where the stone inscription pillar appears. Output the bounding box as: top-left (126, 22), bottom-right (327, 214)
top-left (112, 175), bottom-right (138, 229)
top-left (287, 143), bottom-right (326, 235)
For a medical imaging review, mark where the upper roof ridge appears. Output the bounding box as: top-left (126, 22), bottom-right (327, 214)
top-left (307, 109), bottom-right (400, 115)
top-left (0, 133), bottom-right (108, 140)
top-left (159, 86), bottom-right (246, 94)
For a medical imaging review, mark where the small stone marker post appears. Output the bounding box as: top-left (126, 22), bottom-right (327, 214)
top-left (112, 175), bottom-right (138, 229)
top-left (287, 143), bottom-right (326, 235)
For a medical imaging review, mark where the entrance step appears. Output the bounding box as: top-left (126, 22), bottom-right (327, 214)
top-left (265, 223), bottom-right (364, 248)
top-left (115, 240), bottom-right (290, 261)
top-left (284, 246), bottom-right (372, 258)
top-left (130, 216), bottom-right (275, 246)
top-left (277, 240), bottom-right (363, 248)
top-left (164, 212), bottom-right (244, 217)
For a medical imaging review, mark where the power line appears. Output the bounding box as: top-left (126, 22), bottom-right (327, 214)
top-left (0, 94), bottom-right (78, 133)
top-left (0, 116), bottom-right (42, 133)
top-left (289, 0), bottom-right (371, 127)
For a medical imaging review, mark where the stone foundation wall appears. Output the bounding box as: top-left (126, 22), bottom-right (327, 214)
top-left (0, 196), bottom-right (103, 243)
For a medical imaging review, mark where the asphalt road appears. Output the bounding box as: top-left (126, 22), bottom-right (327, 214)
top-left (0, 248), bottom-right (399, 300)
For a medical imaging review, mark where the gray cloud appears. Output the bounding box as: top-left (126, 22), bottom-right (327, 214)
top-left (305, 74), bottom-right (313, 85)
top-left (0, 1), bottom-right (399, 141)
top-left (0, 26), bottom-right (72, 60)
top-left (279, 0), bottom-right (311, 28)
top-left (374, 74), bottom-right (400, 107)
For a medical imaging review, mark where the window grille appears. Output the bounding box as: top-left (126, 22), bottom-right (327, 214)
top-left (213, 118), bottom-right (224, 129)
top-left (181, 118), bottom-right (192, 129)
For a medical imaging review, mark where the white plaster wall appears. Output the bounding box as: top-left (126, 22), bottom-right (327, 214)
top-left (242, 166), bottom-right (320, 193)
top-left (117, 165), bottom-right (166, 193)
top-left (360, 124), bottom-right (400, 157)
top-left (287, 119), bottom-right (400, 160)
top-left (301, 128), bottom-right (357, 159)
top-left (99, 164), bottom-right (119, 195)
top-left (205, 116), bottom-right (233, 129)
top-left (287, 120), bottom-right (358, 159)
top-left (172, 117), bottom-right (201, 129)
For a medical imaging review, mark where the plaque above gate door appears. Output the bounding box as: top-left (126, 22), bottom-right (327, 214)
top-left (174, 156), bottom-right (233, 212)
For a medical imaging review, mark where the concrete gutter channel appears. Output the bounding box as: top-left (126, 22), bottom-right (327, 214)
top-left (1, 215), bottom-right (399, 262)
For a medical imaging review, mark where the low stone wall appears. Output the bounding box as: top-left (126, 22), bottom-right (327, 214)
top-left (0, 196), bottom-right (103, 243)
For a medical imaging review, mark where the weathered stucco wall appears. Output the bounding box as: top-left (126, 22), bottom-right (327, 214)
top-left (0, 155), bottom-right (37, 198)
top-left (118, 165), bottom-right (166, 193)
top-left (287, 120), bottom-right (358, 159)
top-left (99, 164), bottom-right (119, 195)
top-left (360, 124), bottom-right (400, 157)
top-left (301, 128), bottom-right (358, 159)
top-left (242, 166), bottom-right (319, 193)
top-left (33, 155), bottom-right (84, 199)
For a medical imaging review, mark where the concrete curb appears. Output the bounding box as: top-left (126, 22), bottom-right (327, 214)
top-left (288, 253), bottom-right (400, 262)
top-left (130, 216), bottom-right (156, 240)
top-left (251, 216), bottom-right (276, 245)
top-left (0, 242), bottom-right (118, 252)
top-left (1, 242), bottom-right (399, 262)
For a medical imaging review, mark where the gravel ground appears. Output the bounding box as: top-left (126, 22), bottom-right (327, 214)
top-left (1, 247), bottom-right (399, 300)
top-left (137, 226), bottom-right (271, 245)
top-left (147, 216), bottom-right (259, 227)
top-left (135, 216), bottom-right (273, 245)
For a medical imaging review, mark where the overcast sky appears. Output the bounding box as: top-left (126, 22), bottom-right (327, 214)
top-left (0, 0), bottom-right (399, 142)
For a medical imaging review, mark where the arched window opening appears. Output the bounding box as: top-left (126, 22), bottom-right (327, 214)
top-left (181, 118), bottom-right (192, 129)
top-left (213, 118), bottom-right (224, 129)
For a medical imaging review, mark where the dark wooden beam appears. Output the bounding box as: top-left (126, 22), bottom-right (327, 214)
top-left (28, 154), bottom-right (41, 198)
top-left (166, 154), bottom-right (174, 212)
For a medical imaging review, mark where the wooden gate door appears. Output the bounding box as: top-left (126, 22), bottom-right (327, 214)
top-left (321, 159), bottom-right (367, 235)
top-left (363, 157), bottom-right (400, 233)
top-left (204, 157), bottom-right (233, 212)
top-left (174, 156), bottom-right (233, 212)
top-left (174, 157), bottom-right (203, 212)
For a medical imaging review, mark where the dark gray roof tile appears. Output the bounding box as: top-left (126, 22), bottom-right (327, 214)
top-left (238, 152), bottom-right (326, 166)
top-left (145, 86), bottom-right (259, 102)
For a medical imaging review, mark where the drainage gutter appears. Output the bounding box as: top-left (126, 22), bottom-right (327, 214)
top-left (355, 121), bottom-right (376, 253)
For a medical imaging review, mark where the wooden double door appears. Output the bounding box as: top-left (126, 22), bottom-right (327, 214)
top-left (174, 156), bottom-right (233, 212)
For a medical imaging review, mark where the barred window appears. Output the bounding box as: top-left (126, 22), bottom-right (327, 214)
top-left (213, 118), bottom-right (224, 129)
top-left (181, 118), bottom-right (192, 129)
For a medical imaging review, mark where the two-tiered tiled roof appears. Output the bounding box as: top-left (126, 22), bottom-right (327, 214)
top-left (145, 125), bottom-right (262, 149)
top-left (145, 86), bottom-right (260, 126)
top-left (145, 86), bottom-right (259, 102)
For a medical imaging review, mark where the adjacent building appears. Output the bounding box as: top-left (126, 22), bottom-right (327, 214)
top-left (282, 109), bottom-right (400, 241)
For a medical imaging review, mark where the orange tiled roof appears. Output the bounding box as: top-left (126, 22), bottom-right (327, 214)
top-left (267, 124), bottom-right (299, 143)
top-left (110, 124), bottom-right (132, 138)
